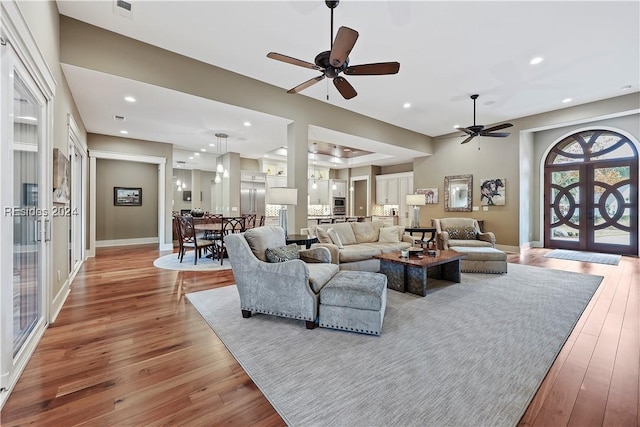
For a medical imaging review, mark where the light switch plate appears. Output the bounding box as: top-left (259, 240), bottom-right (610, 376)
top-left (483, 206), bottom-right (489, 211)
top-left (472, 206), bottom-right (479, 211)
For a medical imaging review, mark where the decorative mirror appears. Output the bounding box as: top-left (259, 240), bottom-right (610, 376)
top-left (444, 174), bottom-right (473, 212)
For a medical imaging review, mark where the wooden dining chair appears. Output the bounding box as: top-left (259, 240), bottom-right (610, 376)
top-left (202, 213), bottom-right (223, 241)
top-left (212, 216), bottom-right (246, 265)
top-left (176, 216), bottom-right (215, 265)
top-left (258, 215), bottom-right (265, 227)
top-left (243, 213), bottom-right (257, 229)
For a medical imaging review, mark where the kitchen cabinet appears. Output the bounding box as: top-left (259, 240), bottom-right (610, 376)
top-left (308, 180), bottom-right (330, 205)
top-left (376, 176), bottom-right (399, 205)
top-left (330, 179), bottom-right (347, 198)
top-left (267, 175), bottom-right (287, 189)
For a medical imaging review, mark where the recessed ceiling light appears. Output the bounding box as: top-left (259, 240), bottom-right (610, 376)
top-left (562, 98), bottom-right (572, 103)
top-left (529, 57), bottom-right (544, 65)
top-left (621, 85), bottom-right (632, 91)
top-left (453, 124), bottom-right (460, 129)
top-left (209, 143), bottom-right (215, 147)
top-left (189, 156), bottom-right (194, 160)
top-left (120, 130), bottom-right (128, 134)
top-left (264, 154), bottom-right (269, 158)
top-left (403, 102), bottom-right (411, 109)
top-left (243, 121), bottom-right (251, 127)
top-left (194, 152), bottom-right (200, 156)
top-left (200, 148), bottom-right (206, 152)
top-left (124, 96), bottom-right (136, 102)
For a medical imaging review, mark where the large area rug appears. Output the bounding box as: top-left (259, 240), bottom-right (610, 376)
top-left (153, 252), bottom-right (232, 271)
top-left (186, 264), bottom-right (602, 427)
top-left (544, 249), bottom-right (621, 265)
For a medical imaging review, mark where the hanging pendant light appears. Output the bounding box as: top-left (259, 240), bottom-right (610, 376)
top-left (215, 132), bottom-right (228, 174)
top-left (214, 173), bottom-right (222, 184)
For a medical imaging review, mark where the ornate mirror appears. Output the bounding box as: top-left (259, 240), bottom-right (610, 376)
top-left (444, 174), bottom-right (473, 212)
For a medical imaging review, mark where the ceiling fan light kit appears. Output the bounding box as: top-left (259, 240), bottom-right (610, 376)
top-left (457, 94), bottom-right (513, 145)
top-left (266, 0), bottom-right (400, 100)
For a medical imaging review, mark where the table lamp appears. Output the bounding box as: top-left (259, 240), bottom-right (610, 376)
top-left (406, 194), bottom-right (426, 228)
top-left (266, 187), bottom-right (298, 238)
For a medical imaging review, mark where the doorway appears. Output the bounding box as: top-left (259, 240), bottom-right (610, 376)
top-left (544, 129), bottom-right (638, 255)
top-left (350, 175), bottom-right (369, 217)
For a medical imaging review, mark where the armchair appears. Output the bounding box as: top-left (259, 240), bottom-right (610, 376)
top-left (433, 218), bottom-right (496, 250)
top-left (224, 226), bottom-right (338, 329)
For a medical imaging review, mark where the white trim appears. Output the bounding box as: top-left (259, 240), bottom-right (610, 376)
top-left (88, 150), bottom-right (167, 257)
top-left (349, 174), bottom-right (370, 217)
top-left (68, 114), bottom-right (86, 281)
top-left (522, 109), bottom-right (640, 134)
top-left (96, 237), bottom-right (159, 248)
top-left (50, 278), bottom-right (71, 324)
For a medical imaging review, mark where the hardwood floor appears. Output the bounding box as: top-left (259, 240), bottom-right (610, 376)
top-left (1, 245), bottom-right (638, 426)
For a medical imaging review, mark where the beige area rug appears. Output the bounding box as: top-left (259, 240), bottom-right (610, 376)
top-left (186, 264), bottom-right (602, 427)
top-left (153, 252), bottom-right (232, 271)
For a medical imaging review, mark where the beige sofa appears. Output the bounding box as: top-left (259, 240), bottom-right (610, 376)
top-left (303, 221), bottom-right (413, 272)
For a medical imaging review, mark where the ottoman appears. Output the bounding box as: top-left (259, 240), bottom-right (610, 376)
top-left (450, 246), bottom-right (507, 274)
top-left (319, 271), bottom-right (387, 336)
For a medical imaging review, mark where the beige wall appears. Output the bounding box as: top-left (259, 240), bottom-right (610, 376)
top-left (18, 1), bottom-right (88, 299)
top-left (96, 159), bottom-right (158, 240)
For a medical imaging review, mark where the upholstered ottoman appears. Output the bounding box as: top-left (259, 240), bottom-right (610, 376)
top-left (319, 271), bottom-right (387, 335)
top-left (450, 246), bottom-right (508, 274)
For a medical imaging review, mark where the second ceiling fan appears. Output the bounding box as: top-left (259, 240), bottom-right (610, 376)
top-left (266, 0), bottom-right (400, 100)
top-left (456, 94), bottom-right (513, 144)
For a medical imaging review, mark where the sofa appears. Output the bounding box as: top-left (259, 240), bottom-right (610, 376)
top-left (433, 218), bottom-right (496, 250)
top-left (225, 226), bottom-right (338, 329)
top-left (303, 221), bottom-right (413, 272)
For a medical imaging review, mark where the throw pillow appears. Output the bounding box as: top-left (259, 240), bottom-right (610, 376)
top-left (446, 226), bottom-right (477, 240)
top-left (265, 243), bottom-right (300, 263)
top-left (314, 226), bottom-right (333, 244)
top-left (378, 226), bottom-right (400, 243)
top-left (327, 227), bottom-right (344, 248)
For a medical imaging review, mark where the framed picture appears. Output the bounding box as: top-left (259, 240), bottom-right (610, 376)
top-left (183, 190), bottom-right (192, 202)
top-left (53, 148), bottom-right (70, 204)
top-left (480, 178), bottom-right (506, 206)
top-left (417, 188), bottom-right (438, 204)
top-left (23, 183), bottom-right (38, 206)
top-left (114, 187), bottom-right (142, 206)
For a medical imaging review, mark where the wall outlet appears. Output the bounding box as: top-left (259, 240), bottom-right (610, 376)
top-left (483, 206), bottom-right (489, 211)
top-left (57, 270), bottom-right (61, 282)
top-left (472, 206), bottom-right (479, 211)
top-left (231, 206), bottom-right (237, 211)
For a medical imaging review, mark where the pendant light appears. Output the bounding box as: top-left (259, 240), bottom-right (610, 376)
top-left (311, 142), bottom-right (318, 189)
top-left (215, 132), bottom-right (228, 174)
top-left (331, 145), bottom-right (338, 190)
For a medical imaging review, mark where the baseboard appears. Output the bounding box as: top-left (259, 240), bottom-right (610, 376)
top-left (50, 278), bottom-right (71, 323)
top-left (495, 244), bottom-right (521, 254)
top-left (159, 242), bottom-right (174, 251)
top-left (96, 237), bottom-right (159, 247)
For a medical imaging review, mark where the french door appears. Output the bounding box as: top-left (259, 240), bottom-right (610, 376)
top-left (544, 130), bottom-right (638, 255)
top-left (0, 29), bottom-right (51, 394)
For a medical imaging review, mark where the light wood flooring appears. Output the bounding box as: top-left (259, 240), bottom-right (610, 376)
top-left (1, 245), bottom-right (638, 426)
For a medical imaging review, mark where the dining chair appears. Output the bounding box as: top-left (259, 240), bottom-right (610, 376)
top-left (202, 213), bottom-right (223, 241)
top-left (243, 213), bottom-right (257, 229)
top-left (212, 216), bottom-right (246, 265)
top-left (176, 215), bottom-right (215, 265)
top-left (258, 215), bottom-right (265, 227)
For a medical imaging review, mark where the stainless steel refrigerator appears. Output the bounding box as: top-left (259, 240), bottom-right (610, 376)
top-left (240, 172), bottom-right (266, 217)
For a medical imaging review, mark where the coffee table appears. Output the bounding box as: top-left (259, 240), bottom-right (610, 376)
top-left (374, 250), bottom-right (467, 297)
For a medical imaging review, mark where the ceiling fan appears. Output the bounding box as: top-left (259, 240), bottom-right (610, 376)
top-left (456, 94), bottom-right (513, 144)
top-left (266, 0), bottom-right (400, 100)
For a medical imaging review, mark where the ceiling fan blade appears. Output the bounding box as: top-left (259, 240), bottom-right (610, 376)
top-left (287, 75), bottom-right (325, 94)
top-left (460, 135), bottom-right (476, 145)
top-left (455, 126), bottom-right (474, 136)
top-left (333, 76), bottom-right (357, 99)
top-left (482, 122), bottom-right (513, 133)
top-left (344, 62), bottom-right (400, 75)
top-left (267, 52), bottom-right (322, 71)
top-left (329, 26), bottom-right (359, 68)
top-left (480, 132), bottom-right (511, 138)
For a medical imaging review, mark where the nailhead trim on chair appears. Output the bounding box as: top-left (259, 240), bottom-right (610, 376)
top-left (317, 322), bottom-right (380, 336)
top-left (241, 306), bottom-right (313, 321)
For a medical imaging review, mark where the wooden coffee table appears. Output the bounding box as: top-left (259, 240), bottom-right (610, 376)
top-left (374, 250), bottom-right (467, 297)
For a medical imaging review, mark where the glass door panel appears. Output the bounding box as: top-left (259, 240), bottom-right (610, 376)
top-left (12, 73), bottom-right (42, 356)
top-left (592, 166), bottom-right (632, 247)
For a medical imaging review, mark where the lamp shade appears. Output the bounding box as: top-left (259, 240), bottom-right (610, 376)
top-left (266, 187), bottom-right (298, 205)
top-left (406, 194), bottom-right (426, 206)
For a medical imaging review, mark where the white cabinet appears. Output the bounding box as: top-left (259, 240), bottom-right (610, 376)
top-left (398, 175), bottom-right (414, 227)
top-left (308, 180), bottom-right (330, 205)
top-left (330, 179), bottom-right (347, 198)
top-left (267, 175), bottom-right (287, 189)
top-left (376, 176), bottom-right (399, 205)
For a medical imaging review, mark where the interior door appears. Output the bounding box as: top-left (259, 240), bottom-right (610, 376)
top-left (544, 130), bottom-right (638, 255)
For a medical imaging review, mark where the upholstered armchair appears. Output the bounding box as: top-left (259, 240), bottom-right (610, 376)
top-left (433, 218), bottom-right (496, 250)
top-left (224, 226), bottom-right (338, 329)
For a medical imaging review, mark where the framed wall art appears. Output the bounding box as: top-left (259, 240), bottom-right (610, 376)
top-left (417, 188), bottom-right (438, 204)
top-left (114, 187), bottom-right (142, 206)
top-left (53, 148), bottom-right (70, 204)
top-left (480, 178), bottom-right (506, 206)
